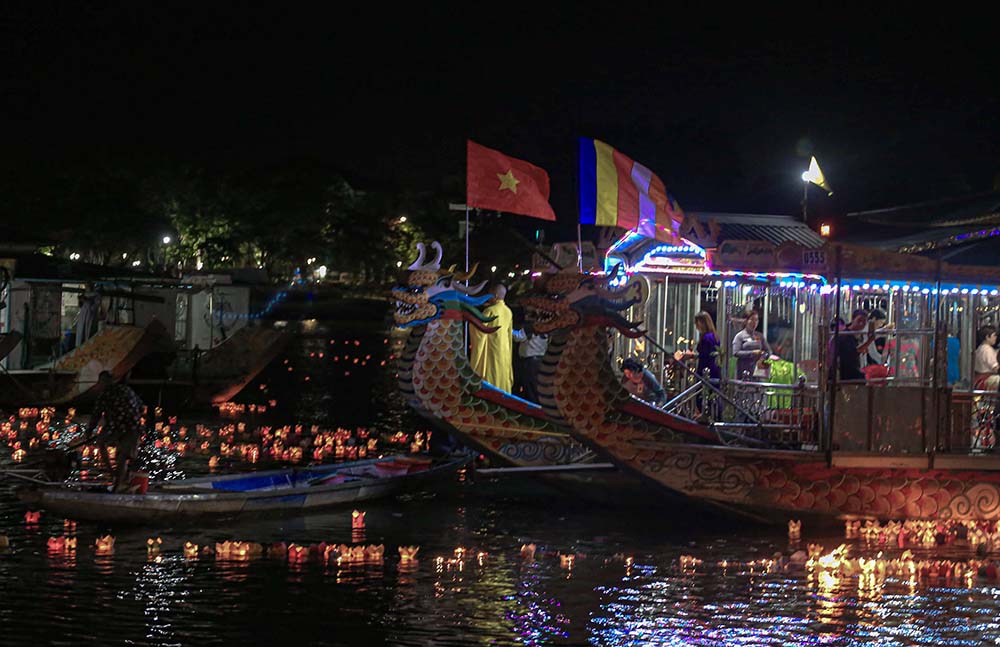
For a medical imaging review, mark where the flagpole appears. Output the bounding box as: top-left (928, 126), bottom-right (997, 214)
top-left (449, 202), bottom-right (471, 351)
top-left (576, 224), bottom-right (584, 272)
top-left (802, 181), bottom-right (809, 225)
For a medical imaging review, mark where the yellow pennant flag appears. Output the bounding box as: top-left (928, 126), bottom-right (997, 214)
top-left (802, 156), bottom-right (833, 195)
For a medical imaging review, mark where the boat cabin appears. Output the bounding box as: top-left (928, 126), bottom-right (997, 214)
top-left (603, 213), bottom-right (1000, 458)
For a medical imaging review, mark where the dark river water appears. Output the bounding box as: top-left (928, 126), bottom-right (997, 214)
top-left (3, 323), bottom-right (1000, 646)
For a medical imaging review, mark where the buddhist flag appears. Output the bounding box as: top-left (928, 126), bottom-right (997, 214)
top-left (466, 140), bottom-right (556, 221)
top-left (578, 137), bottom-right (684, 243)
top-left (802, 156), bottom-right (833, 195)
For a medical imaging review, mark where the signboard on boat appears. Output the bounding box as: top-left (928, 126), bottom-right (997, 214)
top-left (708, 240), bottom-right (829, 275)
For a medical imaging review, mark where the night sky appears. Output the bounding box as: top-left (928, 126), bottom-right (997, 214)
top-left (2, 6), bottom-right (996, 233)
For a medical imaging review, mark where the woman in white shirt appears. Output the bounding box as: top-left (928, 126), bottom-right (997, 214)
top-left (973, 325), bottom-right (999, 390)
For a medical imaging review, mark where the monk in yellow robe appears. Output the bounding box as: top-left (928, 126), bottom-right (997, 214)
top-left (469, 284), bottom-right (514, 392)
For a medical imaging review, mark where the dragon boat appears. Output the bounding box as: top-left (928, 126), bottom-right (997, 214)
top-left (392, 242), bottom-right (659, 503)
top-left (521, 264), bottom-right (1000, 523)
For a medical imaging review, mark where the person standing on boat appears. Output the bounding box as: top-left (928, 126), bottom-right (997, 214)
top-left (469, 283), bottom-right (514, 393)
top-left (677, 312), bottom-right (721, 419)
top-left (84, 371), bottom-right (145, 492)
top-left (829, 309), bottom-right (878, 382)
top-left (621, 357), bottom-right (666, 407)
top-left (865, 309), bottom-right (890, 367)
top-left (732, 310), bottom-right (774, 380)
top-left (973, 325), bottom-right (1000, 390)
top-left (512, 326), bottom-right (547, 402)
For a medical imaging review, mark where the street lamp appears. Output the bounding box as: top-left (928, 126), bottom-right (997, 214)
top-left (800, 156), bottom-right (833, 226)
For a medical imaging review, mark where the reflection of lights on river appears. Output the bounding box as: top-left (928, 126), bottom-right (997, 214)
top-left (128, 556), bottom-right (191, 645)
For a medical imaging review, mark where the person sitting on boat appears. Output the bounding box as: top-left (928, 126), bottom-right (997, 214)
top-left (621, 358), bottom-right (666, 407)
top-left (84, 371), bottom-right (146, 492)
top-left (829, 309), bottom-right (878, 383)
top-left (974, 325), bottom-right (1000, 391)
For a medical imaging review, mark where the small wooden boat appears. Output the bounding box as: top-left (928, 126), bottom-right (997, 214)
top-left (16, 453), bottom-right (471, 523)
top-left (0, 320), bottom-right (173, 406)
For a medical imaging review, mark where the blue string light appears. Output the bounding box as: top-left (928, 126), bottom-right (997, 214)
top-left (212, 278), bottom-right (307, 321)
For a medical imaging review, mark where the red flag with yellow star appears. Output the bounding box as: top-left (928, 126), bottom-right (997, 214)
top-left (466, 140), bottom-right (556, 221)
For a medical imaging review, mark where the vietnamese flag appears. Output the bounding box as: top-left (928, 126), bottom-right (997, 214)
top-left (466, 140), bottom-right (557, 221)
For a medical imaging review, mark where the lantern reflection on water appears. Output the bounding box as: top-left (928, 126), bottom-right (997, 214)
top-left (0, 535), bottom-right (10, 550)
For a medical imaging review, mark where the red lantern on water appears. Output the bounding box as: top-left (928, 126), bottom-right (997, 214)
top-left (352, 510), bottom-right (366, 529)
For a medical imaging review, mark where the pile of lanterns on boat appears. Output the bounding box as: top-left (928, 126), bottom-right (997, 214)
top-left (2, 400), bottom-right (433, 470)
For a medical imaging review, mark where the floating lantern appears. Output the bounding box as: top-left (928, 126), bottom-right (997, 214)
top-left (95, 535), bottom-right (115, 555)
top-left (398, 546), bottom-right (420, 563)
top-left (231, 541), bottom-right (250, 560)
top-left (788, 519), bottom-right (801, 541)
top-left (0, 536), bottom-right (9, 550)
top-left (11, 449), bottom-right (26, 462)
top-left (46, 536), bottom-right (66, 552)
top-left (365, 544), bottom-right (385, 563)
top-left (559, 553), bottom-right (575, 569)
top-left (477, 551), bottom-right (487, 566)
top-left (24, 510), bottom-right (41, 525)
top-left (64, 519), bottom-right (77, 533)
top-left (520, 543), bottom-right (536, 560)
top-left (208, 456), bottom-right (220, 470)
top-left (147, 537), bottom-right (163, 555)
top-left (352, 510), bottom-right (365, 529)
top-left (454, 547), bottom-right (466, 560)
top-left (184, 542), bottom-right (199, 559)
top-left (215, 541), bottom-right (233, 558)
top-left (268, 542), bottom-right (287, 559)
top-left (287, 544), bottom-right (308, 563)
top-left (308, 542), bottom-right (328, 561)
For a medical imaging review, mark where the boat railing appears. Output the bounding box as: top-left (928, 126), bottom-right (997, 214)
top-left (662, 382), bottom-right (703, 421)
top-left (663, 359), bottom-right (784, 448)
top-left (720, 378), bottom-right (820, 448)
top-left (946, 389), bottom-right (1000, 454)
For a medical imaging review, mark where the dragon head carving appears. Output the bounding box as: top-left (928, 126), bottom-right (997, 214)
top-left (392, 241), bottom-right (498, 332)
top-left (520, 265), bottom-right (649, 338)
